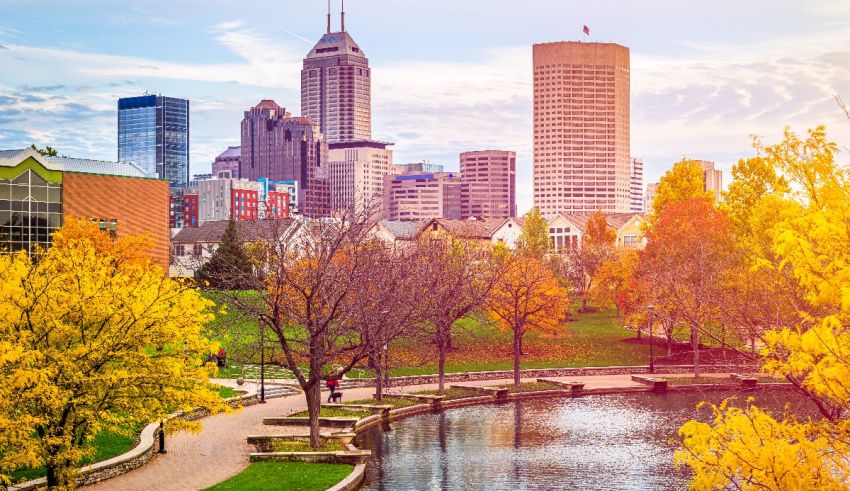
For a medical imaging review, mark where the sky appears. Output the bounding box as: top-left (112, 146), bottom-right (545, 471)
top-left (1, 0), bottom-right (849, 213)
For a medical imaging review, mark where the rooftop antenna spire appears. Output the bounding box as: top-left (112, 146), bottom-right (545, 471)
top-left (341, 0), bottom-right (345, 32)
top-left (326, 0), bottom-right (331, 33)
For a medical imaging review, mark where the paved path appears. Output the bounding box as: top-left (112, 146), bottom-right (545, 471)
top-left (83, 372), bottom-right (703, 491)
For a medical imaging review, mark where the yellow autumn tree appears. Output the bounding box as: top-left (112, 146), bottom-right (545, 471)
top-left (650, 158), bottom-right (714, 221)
top-left (676, 127), bottom-right (850, 490)
top-left (488, 252), bottom-right (570, 386)
top-left (0, 219), bottom-right (226, 489)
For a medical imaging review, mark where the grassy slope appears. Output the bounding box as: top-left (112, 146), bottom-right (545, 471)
top-left (206, 290), bottom-right (653, 379)
top-left (203, 462), bottom-right (353, 491)
top-left (379, 307), bottom-right (652, 376)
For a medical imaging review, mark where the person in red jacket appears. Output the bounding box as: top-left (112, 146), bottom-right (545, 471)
top-left (326, 371), bottom-right (341, 402)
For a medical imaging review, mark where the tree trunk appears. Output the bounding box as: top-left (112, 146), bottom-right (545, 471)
top-left (374, 353), bottom-right (384, 402)
top-left (46, 459), bottom-right (72, 490)
top-left (437, 345), bottom-right (446, 395)
top-left (306, 382), bottom-right (322, 449)
top-left (636, 324), bottom-right (641, 340)
top-left (513, 329), bottom-right (522, 387)
top-left (667, 331), bottom-right (673, 356)
top-left (691, 325), bottom-right (700, 380)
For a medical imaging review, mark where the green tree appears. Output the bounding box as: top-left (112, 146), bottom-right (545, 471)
top-left (516, 207), bottom-right (550, 258)
top-left (197, 219), bottom-right (255, 290)
top-left (30, 144), bottom-right (59, 157)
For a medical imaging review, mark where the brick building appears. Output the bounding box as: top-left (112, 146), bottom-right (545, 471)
top-left (0, 148), bottom-right (169, 269)
top-left (240, 100), bottom-right (329, 217)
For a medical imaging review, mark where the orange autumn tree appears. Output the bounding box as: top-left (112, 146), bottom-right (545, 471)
top-left (637, 197), bottom-right (737, 378)
top-left (488, 251), bottom-right (570, 386)
top-left (0, 219), bottom-right (225, 489)
top-left (568, 210), bottom-right (616, 308)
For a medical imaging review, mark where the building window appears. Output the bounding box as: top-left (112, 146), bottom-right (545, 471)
top-left (193, 244), bottom-right (203, 256)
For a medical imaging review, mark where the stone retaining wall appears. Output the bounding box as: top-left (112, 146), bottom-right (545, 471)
top-left (9, 392), bottom-right (259, 491)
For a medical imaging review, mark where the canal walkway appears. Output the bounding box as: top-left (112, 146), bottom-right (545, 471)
top-left (83, 372), bottom-right (722, 491)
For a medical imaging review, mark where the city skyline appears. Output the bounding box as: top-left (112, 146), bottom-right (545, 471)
top-left (1, 0), bottom-right (850, 213)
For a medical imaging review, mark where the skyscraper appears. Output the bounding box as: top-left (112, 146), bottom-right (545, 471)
top-left (532, 42), bottom-right (631, 215)
top-left (629, 157), bottom-right (644, 213)
top-left (327, 141), bottom-right (393, 215)
top-left (383, 172), bottom-right (461, 221)
top-left (697, 160), bottom-right (723, 202)
top-left (240, 100), bottom-right (329, 217)
top-left (301, 3), bottom-right (371, 144)
top-left (460, 150), bottom-right (516, 219)
top-left (118, 95), bottom-right (189, 186)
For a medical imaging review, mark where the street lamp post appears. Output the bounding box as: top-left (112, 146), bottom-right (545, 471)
top-left (259, 317), bottom-right (266, 404)
top-left (158, 420), bottom-right (167, 454)
top-left (647, 304), bottom-right (655, 374)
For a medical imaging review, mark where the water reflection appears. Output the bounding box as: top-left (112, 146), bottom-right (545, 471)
top-left (355, 390), bottom-right (818, 490)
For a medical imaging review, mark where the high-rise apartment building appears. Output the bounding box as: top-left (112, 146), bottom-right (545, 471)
top-left (697, 160), bottom-right (723, 202)
top-left (383, 172), bottom-right (461, 221)
top-left (301, 7), bottom-right (371, 144)
top-left (118, 94), bottom-right (189, 186)
top-left (532, 42), bottom-right (631, 215)
top-left (460, 150), bottom-right (516, 219)
top-left (212, 146), bottom-right (241, 179)
top-left (327, 141), bottom-right (393, 214)
top-left (240, 100), bottom-right (329, 217)
top-left (629, 157), bottom-right (644, 213)
top-left (645, 182), bottom-right (659, 213)
top-left (395, 161), bottom-right (444, 173)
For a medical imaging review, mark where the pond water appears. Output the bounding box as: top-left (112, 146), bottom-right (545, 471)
top-left (355, 389), bottom-right (818, 491)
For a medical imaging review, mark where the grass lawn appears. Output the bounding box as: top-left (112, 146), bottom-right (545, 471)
top-left (497, 381), bottom-right (563, 393)
top-left (347, 396), bottom-right (420, 409)
top-left (362, 307), bottom-right (653, 377)
top-left (413, 387), bottom-right (482, 400)
top-left (216, 385), bottom-right (239, 399)
top-left (202, 461), bottom-right (353, 491)
top-left (269, 440), bottom-right (345, 452)
top-left (207, 293), bottom-right (655, 379)
top-left (10, 427), bottom-right (140, 483)
top-left (289, 407), bottom-right (371, 418)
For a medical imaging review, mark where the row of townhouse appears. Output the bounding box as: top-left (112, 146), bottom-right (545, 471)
top-left (371, 213), bottom-right (647, 252)
top-left (169, 212), bottom-right (647, 278)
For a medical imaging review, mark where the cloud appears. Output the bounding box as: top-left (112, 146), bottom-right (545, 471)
top-left (1, 10), bottom-right (850, 213)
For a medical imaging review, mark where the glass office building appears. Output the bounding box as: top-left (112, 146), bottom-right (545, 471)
top-left (118, 95), bottom-right (189, 186)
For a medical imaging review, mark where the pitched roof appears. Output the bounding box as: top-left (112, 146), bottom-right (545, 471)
top-left (46, 156), bottom-right (152, 178)
top-left (378, 220), bottom-right (424, 240)
top-left (550, 213), bottom-right (645, 233)
top-left (431, 218), bottom-right (506, 239)
top-left (0, 148), bottom-right (154, 178)
top-left (172, 219), bottom-right (298, 244)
